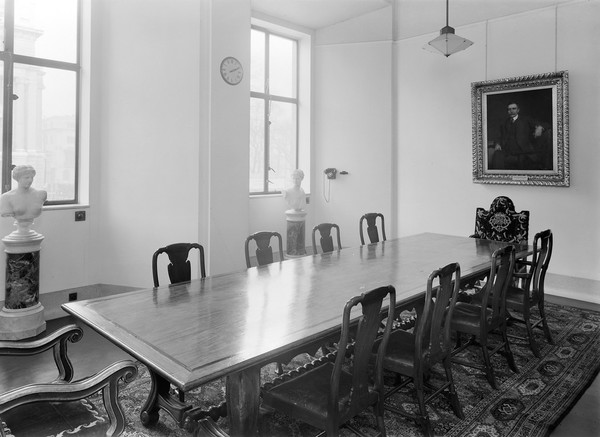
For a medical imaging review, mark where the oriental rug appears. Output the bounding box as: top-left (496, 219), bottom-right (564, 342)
top-left (2, 301), bottom-right (599, 437)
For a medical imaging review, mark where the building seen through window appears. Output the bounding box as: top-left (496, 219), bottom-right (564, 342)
top-left (250, 26), bottom-right (299, 195)
top-left (0, 0), bottom-right (80, 204)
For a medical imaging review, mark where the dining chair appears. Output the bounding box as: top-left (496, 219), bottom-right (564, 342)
top-left (261, 285), bottom-right (396, 437)
top-left (0, 325), bottom-right (137, 437)
top-left (244, 231), bottom-right (284, 268)
top-left (312, 223), bottom-right (342, 254)
top-left (451, 245), bottom-right (518, 389)
top-left (359, 212), bottom-right (386, 245)
top-left (505, 229), bottom-right (554, 357)
top-left (376, 263), bottom-right (463, 437)
top-left (152, 242), bottom-right (206, 288)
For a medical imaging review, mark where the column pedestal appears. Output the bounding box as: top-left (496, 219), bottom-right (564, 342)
top-left (0, 228), bottom-right (45, 340)
top-left (285, 210), bottom-right (307, 258)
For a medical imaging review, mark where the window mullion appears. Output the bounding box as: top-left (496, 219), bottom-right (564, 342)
top-left (2, 0), bottom-right (15, 192)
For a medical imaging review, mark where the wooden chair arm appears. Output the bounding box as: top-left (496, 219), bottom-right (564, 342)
top-left (0, 360), bottom-right (138, 437)
top-left (0, 324), bottom-right (83, 383)
top-left (0, 324), bottom-right (83, 355)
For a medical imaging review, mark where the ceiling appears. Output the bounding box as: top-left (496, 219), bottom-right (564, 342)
top-left (251, 0), bottom-right (575, 38)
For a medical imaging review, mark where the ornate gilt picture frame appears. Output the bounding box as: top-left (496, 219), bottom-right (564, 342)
top-left (471, 71), bottom-right (569, 186)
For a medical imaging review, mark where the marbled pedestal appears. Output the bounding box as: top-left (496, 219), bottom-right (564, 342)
top-left (0, 227), bottom-right (45, 340)
top-left (285, 209), bottom-right (307, 258)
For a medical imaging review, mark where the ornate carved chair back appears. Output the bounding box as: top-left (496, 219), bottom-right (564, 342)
top-left (245, 231), bottom-right (284, 268)
top-left (312, 223), bottom-right (342, 254)
top-left (152, 242), bottom-right (206, 288)
top-left (359, 212), bottom-right (386, 245)
top-left (472, 196), bottom-right (529, 244)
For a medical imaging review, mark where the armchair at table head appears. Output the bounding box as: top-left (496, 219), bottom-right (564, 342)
top-left (0, 325), bottom-right (137, 437)
top-left (471, 196), bottom-right (529, 244)
top-left (312, 223), bottom-right (341, 254)
top-left (261, 285), bottom-right (396, 437)
top-left (376, 263), bottom-right (463, 437)
top-left (505, 229), bottom-right (554, 357)
top-left (152, 242), bottom-right (206, 288)
top-left (359, 212), bottom-right (386, 245)
top-left (245, 231), bottom-right (284, 268)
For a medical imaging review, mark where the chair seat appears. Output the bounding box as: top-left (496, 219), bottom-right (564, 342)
top-left (381, 330), bottom-right (416, 375)
top-left (505, 286), bottom-right (539, 307)
top-left (262, 362), bottom-right (378, 429)
top-left (451, 303), bottom-right (494, 333)
top-left (263, 356), bottom-right (379, 428)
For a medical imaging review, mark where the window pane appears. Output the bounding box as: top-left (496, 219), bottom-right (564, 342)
top-left (0, 4), bottom-right (4, 52)
top-left (250, 29), bottom-right (265, 93)
top-left (269, 101), bottom-right (296, 191)
top-left (269, 35), bottom-right (296, 98)
top-left (14, 0), bottom-right (78, 63)
top-left (12, 64), bottom-right (76, 201)
top-left (249, 98), bottom-right (265, 193)
top-left (0, 60), bottom-right (3, 178)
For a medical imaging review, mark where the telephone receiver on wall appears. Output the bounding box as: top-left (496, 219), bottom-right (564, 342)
top-left (324, 168), bottom-right (337, 179)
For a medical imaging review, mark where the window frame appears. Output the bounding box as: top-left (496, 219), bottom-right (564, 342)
top-left (250, 24), bottom-right (300, 196)
top-left (0, 0), bottom-right (81, 205)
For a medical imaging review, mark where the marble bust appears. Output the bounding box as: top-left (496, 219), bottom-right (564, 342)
top-left (282, 169), bottom-right (306, 212)
top-left (0, 165), bottom-right (47, 235)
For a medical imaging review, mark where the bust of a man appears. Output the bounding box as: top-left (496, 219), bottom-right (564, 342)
top-left (282, 169), bottom-right (306, 212)
top-left (0, 165), bottom-right (47, 233)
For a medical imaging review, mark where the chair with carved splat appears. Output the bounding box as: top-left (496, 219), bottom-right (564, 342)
top-left (261, 285), bottom-right (396, 437)
top-left (245, 231), bottom-right (284, 268)
top-left (359, 213), bottom-right (386, 245)
top-left (152, 242), bottom-right (206, 288)
top-left (312, 223), bottom-right (342, 254)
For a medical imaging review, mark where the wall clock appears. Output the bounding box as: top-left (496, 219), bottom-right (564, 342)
top-left (220, 56), bottom-right (243, 85)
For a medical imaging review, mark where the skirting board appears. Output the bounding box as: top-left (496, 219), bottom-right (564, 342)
top-left (545, 273), bottom-right (600, 305)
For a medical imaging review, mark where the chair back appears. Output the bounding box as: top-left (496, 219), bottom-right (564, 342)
top-left (152, 242), bottom-right (206, 287)
top-left (416, 263), bottom-right (461, 364)
top-left (359, 213), bottom-right (386, 245)
top-left (312, 223), bottom-right (341, 254)
top-left (329, 285), bottom-right (395, 421)
top-left (531, 229), bottom-right (553, 300)
top-left (479, 245), bottom-right (516, 328)
top-left (245, 231), bottom-right (284, 268)
top-left (472, 196), bottom-right (529, 244)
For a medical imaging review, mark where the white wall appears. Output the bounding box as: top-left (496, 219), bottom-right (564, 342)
top-left (311, 9), bottom-right (394, 247)
top-left (395, 1), bottom-right (600, 281)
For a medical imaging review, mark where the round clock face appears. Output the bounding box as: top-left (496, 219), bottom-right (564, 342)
top-left (220, 57), bottom-right (243, 85)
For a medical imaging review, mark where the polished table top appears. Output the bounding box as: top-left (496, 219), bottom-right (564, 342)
top-left (62, 233), bottom-right (528, 394)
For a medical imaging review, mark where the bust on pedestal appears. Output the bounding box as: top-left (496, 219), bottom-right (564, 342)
top-left (0, 165), bottom-right (47, 340)
top-left (283, 169), bottom-right (307, 258)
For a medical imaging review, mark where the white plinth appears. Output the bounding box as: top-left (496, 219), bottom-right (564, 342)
top-left (285, 209), bottom-right (307, 258)
top-left (0, 228), bottom-right (45, 340)
top-left (0, 303), bottom-right (46, 340)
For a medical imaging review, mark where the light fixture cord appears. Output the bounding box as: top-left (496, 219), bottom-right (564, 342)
top-left (446, 0), bottom-right (449, 27)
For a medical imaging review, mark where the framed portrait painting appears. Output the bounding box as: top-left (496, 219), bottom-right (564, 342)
top-left (471, 71), bottom-right (569, 186)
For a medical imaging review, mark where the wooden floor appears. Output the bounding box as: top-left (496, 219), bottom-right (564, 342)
top-left (0, 294), bottom-right (598, 436)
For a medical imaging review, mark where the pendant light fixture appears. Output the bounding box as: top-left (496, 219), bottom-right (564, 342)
top-left (424, 0), bottom-right (473, 57)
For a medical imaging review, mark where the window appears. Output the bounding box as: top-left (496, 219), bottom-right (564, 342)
top-left (250, 26), bottom-right (300, 195)
top-left (0, 0), bottom-right (80, 204)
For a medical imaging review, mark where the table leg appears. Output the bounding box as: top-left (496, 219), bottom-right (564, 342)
top-left (226, 366), bottom-right (260, 436)
top-left (140, 369), bottom-right (191, 427)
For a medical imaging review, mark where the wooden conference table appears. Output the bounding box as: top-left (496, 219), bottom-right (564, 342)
top-left (62, 233), bottom-right (529, 436)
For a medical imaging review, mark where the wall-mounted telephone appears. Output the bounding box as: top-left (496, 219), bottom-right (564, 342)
top-left (324, 168), bottom-right (337, 179)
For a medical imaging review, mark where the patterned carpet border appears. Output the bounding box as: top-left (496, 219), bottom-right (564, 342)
top-left (2, 301), bottom-right (599, 437)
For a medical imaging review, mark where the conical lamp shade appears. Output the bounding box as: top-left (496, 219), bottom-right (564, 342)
top-left (424, 25), bottom-right (473, 57)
